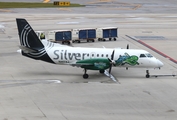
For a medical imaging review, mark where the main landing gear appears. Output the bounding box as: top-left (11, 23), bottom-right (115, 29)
top-left (83, 69), bottom-right (105, 79)
top-left (146, 70), bottom-right (150, 78)
top-left (83, 69), bottom-right (151, 78)
top-left (83, 69), bottom-right (89, 79)
top-left (99, 69), bottom-right (105, 74)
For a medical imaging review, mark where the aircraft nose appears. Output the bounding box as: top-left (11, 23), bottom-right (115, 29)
top-left (157, 59), bottom-right (164, 68)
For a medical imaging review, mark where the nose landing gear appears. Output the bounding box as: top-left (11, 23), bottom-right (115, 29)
top-left (146, 70), bottom-right (150, 78)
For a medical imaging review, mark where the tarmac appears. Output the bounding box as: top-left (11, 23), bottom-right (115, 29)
top-left (0, 0), bottom-right (177, 120)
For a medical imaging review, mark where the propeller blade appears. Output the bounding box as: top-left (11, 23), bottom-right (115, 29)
top-left (127, 44), bottom-right (129, 49)
top-left (109, 64), bottom-right (112, 74)
top-left (108, 58), bottom-right (112, 74)
top-left (111, 50), bottom-right (115, 60)
top-left (108, 50), bottom-right (116, 74)
top-left (109, 50), bottom-right (115, 74)
top-left (108, 58), bottom-right (112, 62)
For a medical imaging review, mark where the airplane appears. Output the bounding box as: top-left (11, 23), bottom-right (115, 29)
top-left (16, 18), bottom-right (164, 79)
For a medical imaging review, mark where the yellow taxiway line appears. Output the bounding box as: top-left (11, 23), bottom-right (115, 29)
top-left (43, 0), bottom-right (50, 3)
top-left (0, 9), bottom-right (12, 12)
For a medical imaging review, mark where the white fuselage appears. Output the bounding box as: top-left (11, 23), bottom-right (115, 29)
top-left (42, 40), bottom-right (163, 69)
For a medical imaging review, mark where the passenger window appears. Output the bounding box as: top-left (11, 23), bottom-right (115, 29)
top-left (140, 54), bottom-right (146, 57)
top-left (97, 54), bottom-right (99, 57)
top-left (87, 54), bottom-right (89, 57)
top-left (101, 54), bottom-right (104, 57)
top-left (106, 54), bottom-right (108, 57)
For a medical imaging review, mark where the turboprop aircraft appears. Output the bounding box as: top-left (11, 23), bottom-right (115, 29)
top-left (16, 18), bottom-right (164, 79)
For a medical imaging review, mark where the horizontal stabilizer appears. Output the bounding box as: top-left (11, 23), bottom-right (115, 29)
top-left (19, 46), bottom-right (38, 53)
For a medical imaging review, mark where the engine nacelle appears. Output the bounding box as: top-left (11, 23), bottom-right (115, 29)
top-left (76, 58), bottom-right (110, 70)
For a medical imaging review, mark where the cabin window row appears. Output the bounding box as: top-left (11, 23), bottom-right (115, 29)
top-left (89, 54), bottom-right (109, 57)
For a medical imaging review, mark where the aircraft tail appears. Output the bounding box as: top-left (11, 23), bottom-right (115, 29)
top-left (16, 18), bottom-right (44, 50)
top-left (16, 18), bottom-right (54, 63)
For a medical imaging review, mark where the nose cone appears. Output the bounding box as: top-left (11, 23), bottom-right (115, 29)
top-left (157, 59), bottom-right (164, 68)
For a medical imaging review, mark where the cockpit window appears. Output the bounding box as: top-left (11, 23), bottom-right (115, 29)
top-left (146, 53), bottom-right (153, 58)
top-left (140, 54), bottom-right (146, 57)
top-left (140, 53), bottom-right (153, 58)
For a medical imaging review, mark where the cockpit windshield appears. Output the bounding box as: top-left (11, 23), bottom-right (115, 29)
top-left (139, 53), bottom-right (153, 58)
top-left (140, 54), bottom-right (146, 57)
top-left (145, 53), bottom-right (153, 58)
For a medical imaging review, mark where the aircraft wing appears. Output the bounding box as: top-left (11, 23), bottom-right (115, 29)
top-left (68, 62), bottom-right (94, 67)
top-left (67, 58), bottom-right (111, 71)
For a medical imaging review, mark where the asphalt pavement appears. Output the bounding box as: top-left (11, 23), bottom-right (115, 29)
top-left (0, 0), bottom-right (177, 120)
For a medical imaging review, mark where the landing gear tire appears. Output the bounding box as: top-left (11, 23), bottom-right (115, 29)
top-left (146, 74), bottom-right (150, 78)
top-left (83, 74), bottom-right (89, 79)
top-left (99, 69), bottom-right (105, 73)
top-left (83, 68), bottom-right (89, 79)
top-left (146, 70), bottom-right (150, 78)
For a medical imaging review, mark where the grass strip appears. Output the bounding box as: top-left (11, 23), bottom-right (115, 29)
top-left (0, 2), bottom-right (84, 8)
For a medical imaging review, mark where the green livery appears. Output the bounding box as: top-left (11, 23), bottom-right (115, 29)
top-left (76, 53), bottom-right (139, 70)
top-left (76, 58), bottom-right (110, 70)
top-left (115, 53), bottom-right (139, 66)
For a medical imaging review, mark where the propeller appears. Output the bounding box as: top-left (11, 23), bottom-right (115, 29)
top-left (108, 50), bottom-right (115, 74)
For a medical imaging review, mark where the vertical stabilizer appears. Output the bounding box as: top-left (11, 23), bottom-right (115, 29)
top-left (16, 18), bottom-right (54, 63)
top-left (16, 18), bottom-right (44, 50)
